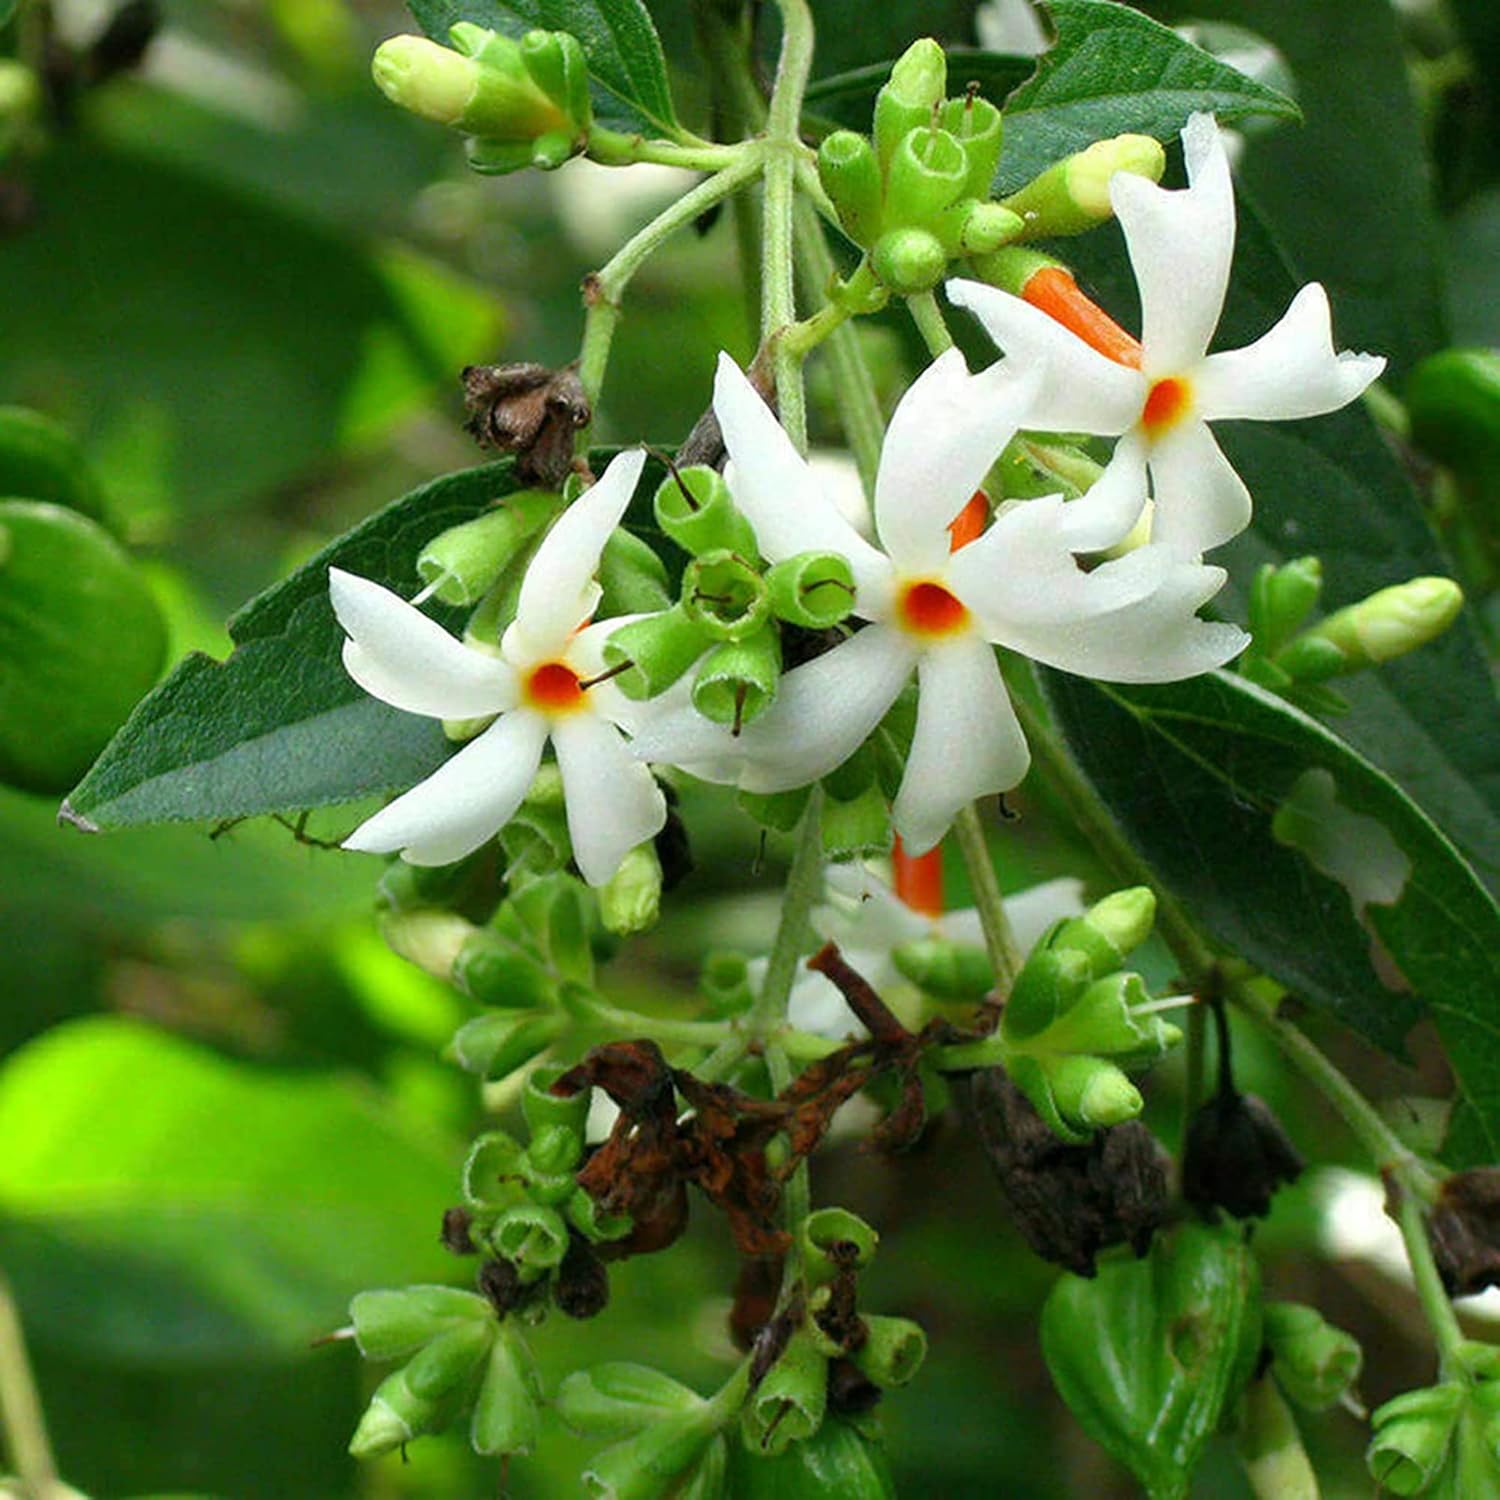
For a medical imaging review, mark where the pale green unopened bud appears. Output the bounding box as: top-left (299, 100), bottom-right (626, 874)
top-left (348, 1378), bottom-right (420, 1458)
top-left (1002, 945), bottom-right (1092, 1042)
top-left (1367, 1383), bottom-right (1465, 1495)
top-left (380, 909), bottom-right (475, 980)
top-left (818, 130), bottom-right (885, 247)
top-left (1048, 1055), bottom-right (1142, 1130)
top-left (373, 36), bottom-right (481, 127)
top-left (692, 627), bottom-right (781, 729)
top-left (885, 128), bottom-right (969, 229)
top-left (653, 466), bottom-right (758, 557)
top-left (350, 1285), bottom-right (494, 1362)
top-left (454, 927), bottom-right (556, 1008)
top-left (1239, 1375), bottom-right (1320, 1500)
top-left (682, 550), bottom-right (770, 641)
top-left (447, 1009), bottom-right (562, 1080)
top-left (1281, 576), bottom-right (1464, 679)
top-left (800, 1208), bottom-right (879, 1285)
top-left (584, 1395), bottom-right (724, 1500)
top-left (1003, 133), bottom-right (1166, 240)
top-left (852, 1315), bottom-right (928, 1389)
top-left (874, 40), bottom-right (948, 170)
top-left (1049, 886), bottom-right (1155, 978)
top-left (0, 61), bottom-right (40, 151)
top-left (939, 93), bottom-right (1004, 200)
top-left (957, 200), bottom-right (1024, 256)
top-left (603, 605), bottom-right (710, 700)
top-left (417, 491), bottom-right (559, 605)
top-left (558, 1363), bottom-right (704, 1438)
top-left (600, 527), bottom-right (672, 615)
top-left (890, 938), bottom-right (993, 1001)
top-left (471, 1323), bottom-right (543, 1455)
top-left (599, 842), bottom-right (663, 935)
top-left (872, 226), bottom-right (946, 292)
top-left (406, 1319), bottom-right (494, 1400)
top-left (1264, 1301), bottom-right (1363, 1412)
top-left (524, 1061), bottom-right (592, 1139)
top-left (1249, 557), bottom-right (1323, 658)
top-left (765, 551), bottom-right (856, 629)
top-left (743, 1328), bottom-right (828, 1457)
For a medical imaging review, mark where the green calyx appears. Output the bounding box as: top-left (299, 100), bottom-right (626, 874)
top-left (1248, 556), bottom-right (1323, 659)
top-left (852, 1316), bottom-right (928, 1390)
top-left (448, 1010), bottom-right (564, 1081)
top-left (603, 604), bottom-right (711, 700)
top-left (890, 937), bottom-right (993, 1001)
top-left (699, 950), bottom-right (755, 1017)
top-left (653, 464), bottom-right (758, 557)
top-left (471, 1324), bottom-right (544, 1456)
top-left (874, 39), bottom-right (947, 172)
top-left (417, 490), bottom-right (560, 606)
top-left (682, 549), bottom-right (771, 640)
top-left (559, 1363), bottom-right (706, 1438)
top-left (765, 551), bottom-right (857, 628)
top-left (800, 1207), bottom-right (879, 1285)
top-left (1367, 1383), bottom-right (1466, 1495)
top-left (1262, 1301), bottom-right (1363, 1412)
top-left (743, 1328), bottom-right (828, 1457)
top-left (583, 1396), bottom-right (726, 1500)
top-left (692, 626), bottom-right (781, 729)
top-left (349, 1319), bottom-right (496, 1458)
top-left (350, 1285), bottom-right (495, 1362)
top-left (819, 130), bottom-right (885, 247)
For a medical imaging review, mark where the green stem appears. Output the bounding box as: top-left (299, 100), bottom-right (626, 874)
top-left (952, 803), bottom-right (1022, 994)
top-left (1395, 1187), bottom-right (1466, 1375)
top-left (749, 788), bottom-right (826, 1035)
top-left (0, 1275), bottom-right (60, 1500)
top-left (587, 129), bottom-right (749, 172)
top-left (906, 289), bottom-right (956, 355)
top-left (578, 152), bottom-right (763, 409)
top-left (575, 1001), bottom-right (735, 1050)
top-left (779, 298), bottom-right (852, 360)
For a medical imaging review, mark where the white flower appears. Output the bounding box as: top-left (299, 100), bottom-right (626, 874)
top-left (947, 112), bottom-right (1386, 559)
top-left (330, 450), bottom-right (666, 883)
top-left (629, 351), bottom-right (1247, 853)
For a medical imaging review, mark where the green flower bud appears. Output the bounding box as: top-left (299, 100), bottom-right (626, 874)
top-left (956, 199), bottom-right (1024, 256)
top-left (488, 1201), bottom-right (571, 1273)
top-left (527, 1121), bottom-right (583, 1175)
top-left (800, 1208), bottom-right (879, 1286)
top-left (558, 1363), bottom-right (704, 1438)
top-left (465, 137), bottom-right (541, 174)
top-left (405, 1319), bottom-right (495, 1401)
top-left (463, 1129), bottom-right (530, 1211)
top-left (682, 549), bottom-right (770, 641)
top-left (818, 130), bottom-right (884, 247)
top-left (765, 551), bottom-right (857, 628)
top-left (566, 1186), bottom-right (634, 1244)
top-left (448, 1009), bottom-right (563, 1080)
top-left (820, 780), bottom-right (891, 860)
top-left (968, 244), bottom-right (1063, 296)
top-left (508, 871), bottom-right (595, 986)
top-left (1278, 576), bottom-right (1464, 678)
top-left (519, 29), bottom-right (591, 130)
top-left (884, 128), bottom-right (969, 229)
top-left (524, 1061), bottom-right (592, 1139)
top-left (1367, 1383), bottom-right (1466, 1495)
top-left (602, 605), bottom-right (710, 700)
top-left (1002, 134), bottom-right (1166, 240)
top-left (653, 465), bottom-right (758, 558)
top-left (1052, 886), bottom-right (1156, 975)
top-left (417, 491), bottom-right (560, 606)
top-left (600, 527), bottom-right (673, 616)
top-left (1002, 945), bottom-right (1092, 1042)
top-left (1238, 1374), bottom-right (1320, 1500)
top-left (693, 627), bottom-right (782, 729)
top-left (871, 226), bottom-right (947, 293)
top-left (599, 842), bottom-right (663, 936)
top-left (1406, 347), bottom-right (1500, 482)
top-left (851, 1315), bottom-right (927, 1389)
top-left (939, 93), bottom-right (1004, 200)
top-left (379, 909), bottom-right (475, 981)
top-left (1249, 557), bottom-right (1323, 658)
top-left (874, 40), bottom-right (948, 172)
top-left (584, 1395), bottom-right (726, 1500)
top-left (1047, 1055), bottom-right (1143, 1131)
top-left (350, 1355), bottom-right (476, 1458)
top-left (890, 937), bottom-right (994, 1001)
top-left (457, 928), bottom-right (557, 1008)
top-left (1263, 1301), bottom-right (1363, 1413)
top-left (743, 1328), bottom-right (828, 1457)
top-left (350, 1285), bottom-right (494, 1361)
top-left (700, 950), bottom-right (754, 1018)
top-left (1268, 634), bottom-right (1347, 685)
top-left (1034, 971), bottom-right (1179, 1065)
top-left (472, 1322), bottom-right (543, 1455)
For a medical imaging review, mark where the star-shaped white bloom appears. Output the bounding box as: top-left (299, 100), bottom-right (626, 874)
top-left (330, 449), bottom-right (666, 884)
top-left (947, 112), bottom-right (1386, 559)
top-left (629, 352), bottom-right (1247, 854)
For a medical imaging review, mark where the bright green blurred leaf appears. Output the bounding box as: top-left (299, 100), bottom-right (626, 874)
top-left (0, 407), bottom-right (106, 521)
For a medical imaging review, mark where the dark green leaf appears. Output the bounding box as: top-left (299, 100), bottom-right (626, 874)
top-left (1042, 669), bottom-right (1500, 1164)
top-left (406, 0), bottom-right (679, 136)
top-left (0, 1017), bottom-right (460, 1360)
top-left (805, 0), bottom-right (982, 80)
top-left (995, 0), bottom-right (1299, 192)
top-left (63, 461), bottom-right (518, 830)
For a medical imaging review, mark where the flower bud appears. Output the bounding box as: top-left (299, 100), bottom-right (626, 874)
top-left (471, 1322), bottom-right (543, 1455)
top-left (700, 951), bottom-right (754, 1018)
top-left (851, 1316), bottom-right (927, 1389)
top-left (872, 226), bottom-right (947, 293)
top-left (800, 1208), bottom-right (879, 1286)
top-left (1002, 945), bottom-right (1092, 1042)
top-left (682, 550), bottom-right (770, 641)
top-left (1277, 576), bottom-right (1464, 679)
top-left (0, 406), bottom-right (106, 521)
top-left (890, 937), bottom-right (994, 1001)
top-left (653, 465), bottom-right (758, 557)
top-left (350, 1285), bottom-right (494, 1361)
top-left (884, 128), bottom-right (969, 229)
top-left (487, 1202), bottom-right (571, 1274)
top-left (527, 1120), bottom-right (583, 1177)
top-left (968, 244), bottom-right (1063, 296)
top-left (448, 1009), bottom-right (563, 1080)
top-left (379, 908), bottom-right (474, 980)
top-left (600, 527), bottom-right (672, 616)
top-left (743, 1327), bottom-right (828, 1457)
top-left (455, 927), bottom-right (557, 1008)
top-left (349, 1355), bottom-right (474, 1458)
top-left (818, 130), bottom-right (884, 247)
top-left (692, 627), bottom-right (782, 730)
top-left (519, 28), bottom-right (591, 131)
top-left (416, 491), bottom-right (560, 606)
top-left (0, 62), bottom-right (40, 150)
top-left (1051, 886), bottom-right (1156, 977)
top-left (956, 199), bottom-right (1023, 256)
top-left (1046, 1054), bottom-right (1143, 1132)
top-left (939, 93), bottom-right (1004, 200)
top-left (765, 551), bottom-right (857, 629)
top-left (524, 1061), bottom-right (592, 1140)
top-left (405, 1318), bottom-right (494, 1400)
top-left (1367, 1383), bottom-right (1465, 1495)
top-left (584, 1396), bottom-right (727, 1500)
top-left (1406, 346), bottom-right (1500, 482)
top-left (598, 841), bottom-right (663, 935)
top-left (1262, 1301), bottom-right (1363, 1412)
top-left (1238, 1374), bottom-right (1320, 1500)
top-left (874, 40), bottom-right (948, 171)
top-left (1002, 134), bottom-right (1166, 239)
top-left (602, 605), bottom-right (710, 700)
top-left (1248, 557), bottom-right (1322, 658)
top-left (558, 1363), bottom-right (704, 1437)
top-left (463, 1129), bottom-right (530, 1212)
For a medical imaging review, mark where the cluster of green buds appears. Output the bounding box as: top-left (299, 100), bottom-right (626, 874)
top-left (946, 888), bottom-right (1179, 1141)
top-left (346, 1285), bottom-right (543, 1459)
top-left (1242, 556), bottom-right (1464, 714)
top-left (372, 22), bottom-right (591, 173)
top-left (1366, 1342), bottom-right (1500, 1495)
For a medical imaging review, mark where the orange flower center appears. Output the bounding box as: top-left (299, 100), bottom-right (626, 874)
top-left (897, 580), bottom-right (970, 639)
top-left (524, 661), bottom-right (585, 713)
top-left (1141, 376), bottom-right (1193, 437)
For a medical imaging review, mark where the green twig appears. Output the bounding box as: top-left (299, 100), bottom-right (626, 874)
top-left (1395, 1186), bottom-right (1466, 1375)
top-left (952, 803), bottom-right (1023, 995)
top-left (906, 288), bottom-right (956, 356)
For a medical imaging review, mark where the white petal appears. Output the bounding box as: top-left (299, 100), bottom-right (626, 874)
top-left (511, 449), bottom-right (647, 658)
top-left (996, 545), bottom-right (1248, 682)
top-left (552, 712), bottom-right (667, 886)
top-left (945, 278), bottom-right (1145, 434)
top-left (873, 348), bottom-right (1039, 572)
top-left (330, 568), bottom-right (518, 720)
top-left (736, 625), bottom-right (919, 794)
top-left (892, 639), bottom-right (1030, 854)
top-left (1110, 111), bottom-right (1235, 372)
top-left (1194, 283), bottom-right (1386, 422)
top-left (343, 708), bottom-right (547, 866)
top-left (1053, 434), bottom-right (1151, 554)
top-left (713, 354), bottom-right (891, 607)
top-left (786, 969), bottom-right (864, 1039)
top-left (1146, 419), bottom-right (1253, 557)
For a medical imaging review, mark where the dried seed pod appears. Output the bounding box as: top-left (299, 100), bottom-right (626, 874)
top-left (460, 361), bottom-right (589, 486)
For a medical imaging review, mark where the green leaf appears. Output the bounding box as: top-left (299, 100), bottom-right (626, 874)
top-left (804, 0), bottom-right (983, 81)
top-left (0, 1017), bottom-right (460, 1360)
top-left (406, 0), bottom-right (679, 135)
top-left (62, 462), bottom-right (517, 830)
top-left (0, 406), bottom-right (106, 521)
top-left (1042, 668), bottom-right (1500, 1164)
top-left (994, 0), bottom-right (1299, 192)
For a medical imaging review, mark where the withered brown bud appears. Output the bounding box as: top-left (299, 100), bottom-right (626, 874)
top-left (826, 1357), bottom-right (882, 1417)
top-left (440, 1205), bottom-right (476, 1256)
top-left (461, 361), bottom-right (590, 487)
top-left (1182, 1089), bottom-right (1303, 1221)
top-left (477, 1257), bottom-right (525, 1316)
top-left (1426, 1167), bottom-right (1500, 1296)
top-left (554, 1234), bottom-right (610, 1319)
top-left (960, 1068), bottom-right (1171, 1277)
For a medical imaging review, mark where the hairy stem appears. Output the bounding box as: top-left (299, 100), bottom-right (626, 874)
top-left (906, 288), bottom-right (956, 355)
top-left (749, 787), bottom-right (826, 1036)
top-left (952, 804), bottom-right (1023, 994)
top-left (1395, 1186), bottom-right (1466, 1374)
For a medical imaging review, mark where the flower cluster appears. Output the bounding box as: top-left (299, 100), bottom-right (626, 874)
top-left (329, 114), bottom-right (1381, 885)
